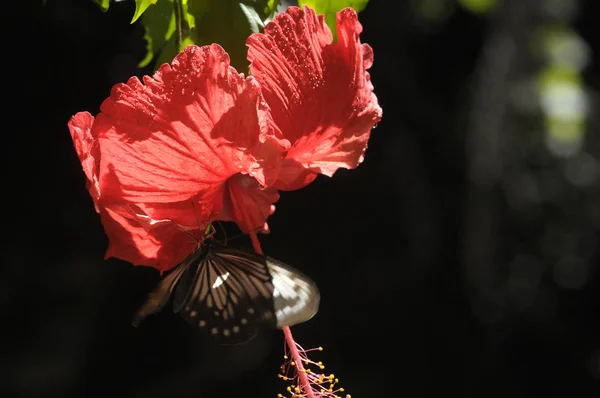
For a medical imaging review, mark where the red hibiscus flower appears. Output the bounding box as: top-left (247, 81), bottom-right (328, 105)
top-left (68, 6), bottom-right (381, 272)
top-left (248, 6), bottom-right (382, 190)
top-left (69, 45), bottom-right (288, 272)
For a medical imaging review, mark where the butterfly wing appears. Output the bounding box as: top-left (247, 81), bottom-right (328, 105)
top-left (133, 245), bottom-right (320, 343)
top-left (266, 257), bottom-right (320, 328)
top-left (131, 258), bottom-right (191, 327)
top-left (174, 246), bottom-right (276, 345)
top-left (172, 248), bottom-right (207, 313)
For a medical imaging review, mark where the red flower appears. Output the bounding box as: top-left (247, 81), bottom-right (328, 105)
top-left (247, 6), bottom-right (382, 190)
top-left (70, 113), bottom-right (192, 270)
top-left (69, 45), bottom-right (288, 272)
top-left (68, 6), bottom-right (381, 272)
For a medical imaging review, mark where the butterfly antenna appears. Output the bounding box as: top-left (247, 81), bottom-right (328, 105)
top-left (163, 219), bottom-right (200, 248)
top-left (226, 225), bottom-right (263, 243)
top-left (217, 221), bottom-right (228, 246)
top-left (204, 220), bottom-right (225, 245)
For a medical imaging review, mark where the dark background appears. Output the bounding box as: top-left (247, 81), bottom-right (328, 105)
top-left (5, 0), bottom-right (600, 397)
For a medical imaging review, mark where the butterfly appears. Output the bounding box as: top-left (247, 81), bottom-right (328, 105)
top-left (132, 241), bottom-right (320, 345)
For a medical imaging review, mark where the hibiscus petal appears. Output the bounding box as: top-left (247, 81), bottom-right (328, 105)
top-left (218, 174), bottom-right (280, 233)
top-left (101, 205), bottom-right (197, 272)
top-left (247, 6), bottom-right (382, 190)
top-left (132, 194), bottom-right (223, 233)
top-left (68, 112), bottom-right (100, 200)
top-left (94, 44), bottom-right (287, 204)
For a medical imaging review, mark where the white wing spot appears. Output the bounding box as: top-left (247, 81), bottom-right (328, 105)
top-left (199, 320), bottom-right (206, 327)
top-left (232, 326), bottom-right (240, 334)
top-left (247, 307), bottom-right (255, 314)
top-left (211, 327), bottom-right (219, 335)
top-left (190, 310), bottom-right (197, 317)
top-left (214, 310), bottom-right (220, 316)
top-left (241, 318), bottom-right (247, 325)
top-left (212, 272), bottom-right (230, 289)
top-left (223, 329), bottom-right (231, 337)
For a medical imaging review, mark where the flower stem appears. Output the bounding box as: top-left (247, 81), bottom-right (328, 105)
top-left (173, 0), bottom-right (184, 51)
top-left (249, 230), bottom-right (263, 255)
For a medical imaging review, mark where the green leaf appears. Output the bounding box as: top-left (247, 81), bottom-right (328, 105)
top-left (93, 0), bottom-right (111, 12)
top-left (138, 0), bottom-right (279, 71)
top-left (138, 0), bottom-right (175, 67)
top-left (263, 0), bottom-right (279, 24)
top-left (132, 0), bottom-right (159, 23)
top-left (240, 3), bottom-right (267, 33)
top-left (138, 0), bottom-right (196, 68)
top-left (298, 0), bottom-right (369, 39)
top-left (264, 0), bottom-right (279, 17)
top-left (154, 35), bottom-right (179, 67)
top-left (187, 0), bottom-right (281, 72)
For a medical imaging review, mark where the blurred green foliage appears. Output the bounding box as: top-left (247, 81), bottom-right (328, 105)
top-left (458, 0), bottom-right (498, 14)
top-left (298, 0), bottom-right (369, 40)
top-left (136, 0), bottom-right (278, 71)
top-left (92, 0), bottom-right (375, 71)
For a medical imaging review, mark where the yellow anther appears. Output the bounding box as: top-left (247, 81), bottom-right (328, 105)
top-left (287, 386), bottom-right (292, 392)
top-left (304, 360), bottom-right (310, 365)
top-left (340, 388), bottom-right (345, 392)
top-left (284, 355), bottom-right (288, 359)
top-left (319, 365), bottom-right (325, 370)
top-left (291, 361), bottom-right (296, 366)
top-left (318, 347), bottom-right (323, 351)
top-left (295, 387), bottom-right (301, 393)
top-left (335, 378), bottom-right (339, 383)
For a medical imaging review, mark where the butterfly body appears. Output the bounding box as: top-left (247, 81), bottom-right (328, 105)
top-left (133, 242), bottom-right (319, 345)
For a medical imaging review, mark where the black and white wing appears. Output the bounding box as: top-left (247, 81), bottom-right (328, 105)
top-left (266, 257), bottom-right (320, 328)
top-left (133, 245), bottom-right (320, 344)
top-left (174, 247), bottom-right (276, 344)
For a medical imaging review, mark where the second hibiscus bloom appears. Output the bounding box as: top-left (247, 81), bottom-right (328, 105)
top-left (68, 6), bottom-right (382, 272)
